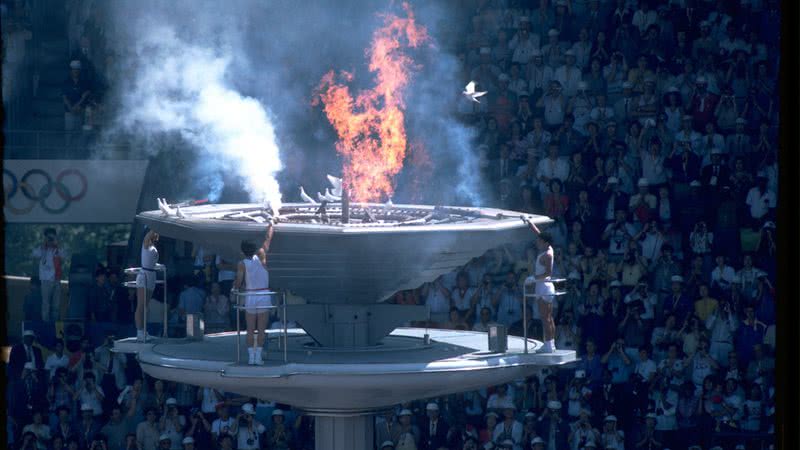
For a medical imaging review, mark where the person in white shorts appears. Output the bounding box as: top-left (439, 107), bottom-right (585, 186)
top-left (136, 229), bottom-right (159, 341)
top-left (233, 221), bottom-right (275, 365)
top-left (523, 217), bottom-right (557, 353)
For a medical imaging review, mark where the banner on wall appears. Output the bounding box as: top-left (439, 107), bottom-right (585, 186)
top-left (3, 160), bottom-right (149, 223)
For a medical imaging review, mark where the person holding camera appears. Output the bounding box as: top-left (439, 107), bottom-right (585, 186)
top-left (266, 408), bottom-right (293, 450)
top-left (234, 222), bottom-right (275, 365)
top-left (184, 408), bottom-right (211, 448)
top-left (159, 398), bottom-right (185, 450)
top-left (235, 404), bottom-right (265, 450)
top-left (31, 228), bottom-right (68, 322)
top-left (88, 434), bottom-right (109, 450)
top-left (568, 409), bottom-right (599, 450)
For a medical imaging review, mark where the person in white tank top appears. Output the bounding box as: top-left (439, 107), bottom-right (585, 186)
top-left (136, 230), bottom-right (159, 341)
top-left (234, 221), bottom-right (275, 365)
top-left (523, 217), bottom-right (557, 353)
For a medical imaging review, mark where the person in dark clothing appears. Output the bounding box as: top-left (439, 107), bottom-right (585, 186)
top-left (419, 402), bottom-right (449, 450)
top-left (88, 269), bottom-right (113, 322)
top-left (9, 330), bottom-right (45, 380)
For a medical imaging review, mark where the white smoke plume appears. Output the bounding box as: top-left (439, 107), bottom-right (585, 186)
top-left (111, 23), bottom-right (282, 206)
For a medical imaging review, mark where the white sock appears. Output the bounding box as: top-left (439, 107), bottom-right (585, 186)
top-left (247, 347), bottom-right (256, 365)
top-left (255, 348), bottom-right (264, 365)
top-left (136, 330), bottom-right (145, 340)
top-left (549, 339), bottom-right (556, 350)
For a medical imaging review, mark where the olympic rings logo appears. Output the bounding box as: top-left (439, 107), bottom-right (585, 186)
top-left (3, 168), bottom-right (88, 214)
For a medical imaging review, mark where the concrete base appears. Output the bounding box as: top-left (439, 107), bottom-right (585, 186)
top-left (315, 415), bottom-right (374, 450)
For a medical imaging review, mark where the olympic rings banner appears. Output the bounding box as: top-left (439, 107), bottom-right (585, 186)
top-left (3, 160), bottom-right (149, 223)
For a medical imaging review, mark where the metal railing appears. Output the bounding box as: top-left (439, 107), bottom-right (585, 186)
top-left (522, 277), bottom-right (567, 354)
top-left (123, 263), bottom-right (168, 341)
top-left (231, 289), bottom-right (288, 364)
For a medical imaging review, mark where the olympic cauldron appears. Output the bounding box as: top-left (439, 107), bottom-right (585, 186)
top-left (118, 202), bottom-right (576, 449)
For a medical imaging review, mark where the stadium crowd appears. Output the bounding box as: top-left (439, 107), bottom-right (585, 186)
top-left (6, 0), bottom-right (780, 449)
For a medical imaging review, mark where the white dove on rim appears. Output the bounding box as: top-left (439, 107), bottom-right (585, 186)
top-left (463, 81), bottom-right (487, 103)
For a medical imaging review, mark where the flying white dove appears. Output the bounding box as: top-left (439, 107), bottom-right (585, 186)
top-left (463, 81), bottom-right (487, 103)
top-left (157, 198), bottom-right (175, 216)
top-left (326, 174), bottom-right (343, 197)
top-left (299, 186), bottom-right (318, 204)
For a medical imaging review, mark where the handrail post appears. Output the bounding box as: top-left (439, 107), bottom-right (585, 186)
top-left (143, 268), bottom-right (148, 343)
top-left (283, 291), bottom-right (287, 364)
top-left (162, 265), bottom-right (168, 337)
top-left (523, 290), bottom-right (528, 354)
top-left (235, 291), bottom-right (241, 364)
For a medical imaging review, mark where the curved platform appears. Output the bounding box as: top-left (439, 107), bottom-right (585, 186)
top-left (138, 203), bottom-right (550, 304)
top-left (116, 328), bottom-right (576, 414)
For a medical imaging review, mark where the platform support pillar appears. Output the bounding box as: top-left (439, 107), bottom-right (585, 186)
top-left (314, 414), bottom-right (374, 450)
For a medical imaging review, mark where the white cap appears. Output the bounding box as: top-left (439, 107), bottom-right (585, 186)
top-left (159, 434), bottom-right (171, 442)
top-left (622, 81), bottom-right (633, 89)
top-left (517, 90), bottom-right (529, 97)
top-left (711, 147), bottom-right (724, 155)
top-left (763, 221), bottom-right (776, 229)
top-left (532, 49), bottom-right (542, 57)
top-left (700, 20), bottom-right (710, 28)
top-left (23, 362), bottom-right (35, 370)
top-left (564, 49), bottom-right (575, 56)
top-left (23, 329), bottom-right (35, 337)
top-left (531, 437), bottom-right (545, 445)
top-left (271, 408), bottom-right (284, 416)
top-left (606, 177), bottom-right (619, 184)
top-left (166, 398), bottom-right (177, 406)
top-left (181, 437), bottom-right (195, 444)
top-left (605, 415), bottom-right (617, 422)
top-left (548, 29), bottom-right (559, 37)
top-left (637, 178), bottom-right (649, 187)
top-left (380, 441), bottom-right (395, 449)
top-left (69, 60), bottom-right (82, 69)
top-left (736, 117), bottom-right (747, 124)
top-left (690, 180), bottom-right (702, 187)
top-left (574, 369), bottom-right (586, 379)
top-left (80, 404), bottom-right (93, 412)
top-left (485, 411), bottom-right (499, 418)
top-left (500, 400), bottom-right (516, 410)
top-left (484, 443), bottom-right (496, 450)
top-left (399, 409), bottom-right (412, 416)
top-left (671, 275), bottom-right (684, 283)
top-left (547, 400), bottom-right (562, 410)
top-left (524, 411), bottom-right (536, 419)
top-left (498, 73), bottom-right (509, 82)
top-left (426, 402), bottom-right (439, 411)
top-left (610, 280), bottom-right (622, 287)
top-left (519, 16), bottom-right (530, 23)
top-left (501, 440), bottom-right (515, 447)
top-left (241, 403), bottom-right (255, 415)
top-left (646, 412), bottom-right (657, 419)
top-left (696, 76), bottom-right (707, 84)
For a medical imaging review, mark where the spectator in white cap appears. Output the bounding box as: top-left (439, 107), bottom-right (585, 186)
top-left (265, 408), bottom-right (291, 449)
top-left (9, 329), bottom-right (43, 380)
top-left (613, 80), bottom-right (637, 124)
top-left (158, 434), bottom-right (173, 449)
top-left (554, 49), bottom-right (582, 97)
top-left (541, 28), bottom-right (565, 68)
top-left (530, 436), bottom-right (545, 449)
top-left (629, 178), bottom-right (657, 224)
top-left (181, 436), bottom-right (195, 449)
top-left (687, 74), bottom-right (720, 131)
top-left (380, 440), bottom-right (395, 450)
top-left (421, 402), bottom-right (448, 450)
top-left (637, 413), bottom-right (662, 449)
top-left (160, 398), bottom-right (185, 450)
top-left (395, 408), bottom-right (420, 449)
top-left (528, 49), bottom-right (554, 97)
top-left (492, 401), bottom-right (522, 450)
top-left (566, 370), bottom-right (591, 418)
top-left (599, 415), bottom-right (624, 449)
top-left (568, 408), bottom-right (599, 450)
top-left (537, 400), bottom-right (567, 449)
top-left (62, 58), bottom-right (92, 135)
top-left (569, 80), bottom-right (592, 131)
top-left (509, 20), bottom-right (539, 66)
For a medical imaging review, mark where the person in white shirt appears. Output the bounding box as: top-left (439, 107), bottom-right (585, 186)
top-left (509, 21), bottom-right (539, 66)
top-left (423, 278), bottom-right (452, 325)
top-left (745, 176), bottom-right (775, 224)
top-left (632, 2), bottom-right (658, 36)
top-left (75, 372), bottom-right (105, 417)
top-left (211, 404), bottom-right (237, 440)
top-left (136, 230), bottom-right (159, 340)
top-left (554, 51), bottom-right (583, 98)
top-left (233, 221), bottom-right (275, 365)
top-left (535, 144), bottom-right (570, 199)
top-left (45, 339), bottom-right (69, 378)
top-left (493, 403), bottom-right (523, 450)
top-left (537, 81), bottom-right (567, 128)
top-left (635, 347), bottom-right (658, 383)
top-left (31, 228), bottom-right (68, 322)
top-left (710, 255), bottom-right (736, 295)
top-left (236, 404), bottom-right (265, 450)
top-left (527, 50), bottom-right (554, 96)
top-left (570, 28), bottom-right (593, 70)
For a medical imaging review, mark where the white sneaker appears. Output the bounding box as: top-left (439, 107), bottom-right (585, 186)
top-left (247, 348), bottom-right (256, 365)
top-left (254, 348), bottom-right (265, 366)
top-left (136, 330), bottom-right (145, 342)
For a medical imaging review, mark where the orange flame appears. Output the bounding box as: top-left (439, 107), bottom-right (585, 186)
top-left (313, 3), bottom-right (428, 202)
